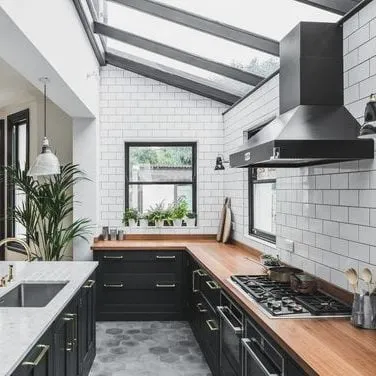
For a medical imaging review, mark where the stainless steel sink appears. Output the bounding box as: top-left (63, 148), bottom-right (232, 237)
top-left (0, 282), bottom-right (67, 307)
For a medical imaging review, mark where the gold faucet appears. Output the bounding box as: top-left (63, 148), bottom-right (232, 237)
top-left (0, 238), bottom-right (33, 262)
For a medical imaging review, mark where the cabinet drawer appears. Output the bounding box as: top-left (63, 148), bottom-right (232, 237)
top-left (201, 274), bottom-right (221, 309)
top-left (102, 273), bottom-right (179, 289)
top-left (95, 251), bottom-right (182, 274)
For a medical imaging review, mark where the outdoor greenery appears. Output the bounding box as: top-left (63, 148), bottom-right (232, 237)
top-left (2, 163), bottom-right (91, 261)
top-left (130, 146), bottom-right (192, 167)
top-left (186, 212), bottom-right (197, 219)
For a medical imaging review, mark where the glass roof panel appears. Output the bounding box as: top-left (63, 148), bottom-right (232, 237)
top-left (107, 3), bottom-right (279, 78)
top-left (108, 40), bottom-right (253, 96)
top-left (154, 0), bottom-right (340, 40)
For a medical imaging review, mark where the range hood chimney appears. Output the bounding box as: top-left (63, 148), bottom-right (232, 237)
top-left (229, 22), bottom-right (374, 168)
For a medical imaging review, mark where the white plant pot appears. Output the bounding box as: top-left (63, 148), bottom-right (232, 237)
top-left (139, 219), bottom-right (148, 228)
top-left (173, 219), bottom-right (183, 227)
top-left (185, 218), bottom-right (196, 227)
top-left (129, 219), bottom-right (138, 227)
top-left (155, 220), bottom-right (164, 228)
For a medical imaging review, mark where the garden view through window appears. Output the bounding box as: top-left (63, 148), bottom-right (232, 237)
top-left (125, 142), bottom-right (197, 216)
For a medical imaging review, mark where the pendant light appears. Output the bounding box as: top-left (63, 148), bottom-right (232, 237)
top-left (359, 94), bottom-right (376, 138)
top-left (27, 77), bottom-right (60, 177)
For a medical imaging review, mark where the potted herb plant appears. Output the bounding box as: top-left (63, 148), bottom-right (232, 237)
top-left (139, 214), bottom-right (149, 228)
top-left (123, 208), bottom-right (139, 227)
top-left (147, 201), bottom-right (167, 227)
top-left (185, 212), bottom-right (197, 227)
top-left (171, 198), bottom-right (188, 227)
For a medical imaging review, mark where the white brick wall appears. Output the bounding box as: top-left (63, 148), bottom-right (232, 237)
top-left (224, 0), bottom-right (376, 290)
top-left (99, 66), bottom-right (227, 234)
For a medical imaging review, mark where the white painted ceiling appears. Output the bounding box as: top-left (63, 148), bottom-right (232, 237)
top-left (0, 56), bottom-right (40, 110)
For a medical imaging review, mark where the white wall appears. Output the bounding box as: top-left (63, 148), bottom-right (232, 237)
top-left (98, 66), bottom-right (227, 235)
top-left (0, 0), bottom-right (99, 117)
top-left (223, 0), bottom-right (376, 291)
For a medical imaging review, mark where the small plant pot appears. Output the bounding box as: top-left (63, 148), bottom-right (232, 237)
top-left (173, 219), bottom-right (183, 227)
top-left (128, 219), bottom-right (138, 227)
top-left (185, 218), bottom-right (196, 227)
top-left (155, 220), bottom-right (164, 228)
top-left (139, 219), bottom-right (148, 228)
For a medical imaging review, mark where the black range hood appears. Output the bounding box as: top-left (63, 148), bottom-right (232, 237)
top-left (230, 22), bottom-right (374, 168)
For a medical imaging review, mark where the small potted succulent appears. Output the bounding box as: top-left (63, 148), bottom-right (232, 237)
top-left (185, 212), bottom-right (197, 227)
top-left (171, 197), bottom-right (189, 227)
top-left (122, 208), bottom-right (139, 227)
top-left (139, 214), bottom-right (149, 228)
top-left (147, 201), bottom-right (168, 227)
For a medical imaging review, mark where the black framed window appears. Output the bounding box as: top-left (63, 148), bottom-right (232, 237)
top-left (249, 167), bottom-right (276, 243)
top-left (125, 142), bottom-right (197, 214)
top-left (7, 109), bottom-right (30, 240)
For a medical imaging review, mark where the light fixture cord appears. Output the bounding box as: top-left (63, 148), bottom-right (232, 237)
top-left (44, 82), bottom-right (47, 137)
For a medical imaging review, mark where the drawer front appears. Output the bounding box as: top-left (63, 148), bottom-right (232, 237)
top-left (95, 251), bottom-right (182, 277)
top-left (201, 274), bottom-right (221, 309)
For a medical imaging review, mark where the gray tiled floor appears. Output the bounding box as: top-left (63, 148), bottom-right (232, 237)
top-left (89, 321), bottom-right (212, 376)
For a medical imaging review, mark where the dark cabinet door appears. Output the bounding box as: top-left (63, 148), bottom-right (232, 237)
top-left (12, 330), bottom-right (53, 376)
top-left (78, 276), bottom-right (96, 376)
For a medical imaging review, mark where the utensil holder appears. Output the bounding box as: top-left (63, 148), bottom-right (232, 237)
top-left (351, 293), bottom-right (376, 329)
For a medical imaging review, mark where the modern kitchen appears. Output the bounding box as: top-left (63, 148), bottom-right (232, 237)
top-left (0, 0), bottom-right (376, 375)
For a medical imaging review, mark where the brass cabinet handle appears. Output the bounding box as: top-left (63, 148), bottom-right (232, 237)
top-left (197, 270), bottom-right (207, 277)
top-left (156, 283), bottom-right (176, 288)
top-left (156, 255), bottom-right (176, 260)
top-left (65, 313), bottom-right (77, 345)
top-left (103, 255), bottom-right (124, 260)
top-left (197, 303), bottom-right (207, 313)
top-left (206, 319), bottom-right (219, 332)
top-left (217, 306), bottom-right (242, 334)
top-left (192, 269), bottom-right (207, 292)
top-left (83, 279), bottom-right (95, 289)
top-left (22, 344), bottom-right (50, 366)
top-left (206, 280), bottom-right (220, 290)
top-left (104, 283), bottom-right (124, 288)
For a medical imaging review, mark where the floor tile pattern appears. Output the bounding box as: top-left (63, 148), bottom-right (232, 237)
top-left (89, 321), bottom-right (212, 376)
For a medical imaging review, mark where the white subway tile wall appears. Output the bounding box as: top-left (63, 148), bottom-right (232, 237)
top-left (99, 66), bottom-right (227, 234)
top-left (224, 1), bottom-right (376, 290)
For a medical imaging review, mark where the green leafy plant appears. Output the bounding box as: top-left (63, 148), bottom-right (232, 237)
top-left (147, 201), bottom-right (169, 225)
top-left (122, 208), bottom-right (139, 226)
top-left (2, 163), bottom-right (92, 261)
top-left (170, 197), bottom-right (189, 220)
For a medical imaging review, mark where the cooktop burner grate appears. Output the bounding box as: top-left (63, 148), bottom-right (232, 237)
top-left (230, 275), bottom-right (351, 318)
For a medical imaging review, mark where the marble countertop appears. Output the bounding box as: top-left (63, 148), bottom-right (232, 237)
top-left (0, 261), bottom-right (98, 376)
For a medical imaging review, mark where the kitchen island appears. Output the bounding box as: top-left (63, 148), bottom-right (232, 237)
top-left (0, 261), bottom-right (98, 376)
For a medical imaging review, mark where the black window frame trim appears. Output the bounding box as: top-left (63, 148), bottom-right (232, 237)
top-left (124, 141), bottom-right (197, 215)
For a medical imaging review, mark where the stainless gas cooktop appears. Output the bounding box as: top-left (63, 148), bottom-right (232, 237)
top-left (230, 275), bottom-right (352, 319)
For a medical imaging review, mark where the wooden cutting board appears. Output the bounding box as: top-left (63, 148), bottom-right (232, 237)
top-left (216, 197), bottom-right (228, 242)
top-left (222, 202), bottom-right (232, 243)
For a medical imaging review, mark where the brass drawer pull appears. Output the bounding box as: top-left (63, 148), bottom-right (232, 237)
top-left (197, 270), bottom-right (207, 277)
top-left (197, 303), bottom-right (207, 313)
top-left (83, 279), bottom-right (95, 289)
top-left (156, 255), bottom-right (176, 260)
top-left (65, 313), bottom-right (77, 345)
top-left (104, 283), bottom-right (124, 288)
top-left (103, 255), bottom-right (124, 260)
top-left (22, 344), bottom-right (50, 366)
top-left (206, 280), bottom-right (220, 290)
top-left (156, 283), bottom-right (176, 288)
top-left (206, 319), bottom-right (219, 332)
top-left (63, 317), bottom-right (74, 321)
top-left (192, 269), bottom-right (207, 292)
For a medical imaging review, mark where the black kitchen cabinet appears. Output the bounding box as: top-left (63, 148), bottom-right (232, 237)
top-left (94, 250), bottom-right (184, 320)
top-left (12, 330), bottom-right (54, 376)
top-left (12, 275), bottom-right (96, 376)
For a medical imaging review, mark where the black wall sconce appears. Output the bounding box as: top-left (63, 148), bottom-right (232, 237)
top-left (360, 94), bottom-right (376, 137)
top-left (214, 155), bottom-right (229, 170)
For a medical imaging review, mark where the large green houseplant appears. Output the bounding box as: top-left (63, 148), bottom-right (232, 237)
top-left (2, 163), bottom-right (91, 260)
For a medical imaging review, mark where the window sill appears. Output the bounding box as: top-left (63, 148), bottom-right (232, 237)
top-left (125, 226), bottom-right (198, 234)
top-left (243, 234), bottom-right (277, 249)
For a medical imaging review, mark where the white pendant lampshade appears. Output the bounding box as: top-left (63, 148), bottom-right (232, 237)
top-left (27, 77), bottom-right (60, 177)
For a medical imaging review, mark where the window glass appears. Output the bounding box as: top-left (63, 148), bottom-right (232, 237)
top-left (154, 0), bottom-right (340, 40)
top-left (250, 168), bottom-right (276, 243)
top-left (126, 143), bottom-right (196, 215)
top-left (107, 3), bottom-right (279, 77)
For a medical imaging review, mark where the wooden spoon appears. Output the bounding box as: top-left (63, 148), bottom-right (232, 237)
top-left (345, 268), bottom-right (358, 293)
top-left (362, 268), bottom-right (373, 294)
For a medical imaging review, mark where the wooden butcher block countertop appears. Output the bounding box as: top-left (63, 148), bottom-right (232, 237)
top-left (92, 238), bottom-right (376, 376)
